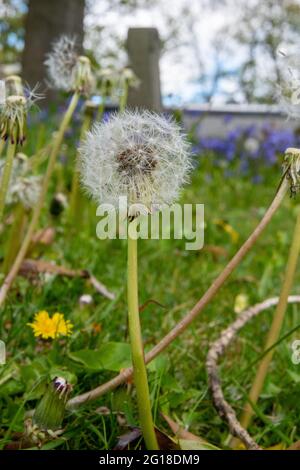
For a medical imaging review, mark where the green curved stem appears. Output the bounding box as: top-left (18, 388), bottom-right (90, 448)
top-left (236, 207), bottom-right (300, 435)
top-left (67, 178), bottom-right (289, 409)
top-left (69, 111), bottom-right (92, 223)
top-left (119, 82), bottom-right (128, 113)
top-left (0, 137), bottom-right (16, 222)
top-left (127, 221), bottom-right (159, 450)
top-left (0, 139), bottom-right (6, 158)
top-left (0, 92), bottom-right (80, 308)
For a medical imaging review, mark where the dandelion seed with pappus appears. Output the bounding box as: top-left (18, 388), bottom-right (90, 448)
top-left (79, 110), bottom-right (192, 450)
top-left (24, 376), bottom-right (73, 446)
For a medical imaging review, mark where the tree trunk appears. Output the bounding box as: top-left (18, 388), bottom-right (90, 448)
top-left (22, 0), bottom-right (85, 101)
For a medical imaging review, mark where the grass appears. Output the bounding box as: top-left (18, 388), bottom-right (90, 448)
top-left (0, 122), bottom-right (300, 450)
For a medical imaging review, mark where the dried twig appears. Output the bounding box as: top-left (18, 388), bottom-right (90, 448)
top-left (206, 295), bottom-right (300, 450)
top-left (19, 258), bottom-right (115, 300)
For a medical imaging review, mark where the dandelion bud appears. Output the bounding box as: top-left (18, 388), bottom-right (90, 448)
top-left (73, 55), bottom-right (94, 95)
top-left (33, 377), bottom-right (72, 431)
top-left (5, 75), bottom-right (24, 97)
top-left (283, 147), bottom-right (300, 196)
top-left (0, 95), bottom-right (27, 144)
top-left (79, 110), bottom-right (192, 214)
top-left (121, 67), bottom-right (140, 89)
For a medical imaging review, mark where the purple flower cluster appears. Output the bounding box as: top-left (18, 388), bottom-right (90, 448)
top-left (192, 121), bottom-right (300, 181)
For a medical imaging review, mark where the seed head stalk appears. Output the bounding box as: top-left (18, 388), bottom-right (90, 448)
top-left (127, 219), bottom-right (159, 450)
top-left (0, 92), bottom-right (80, 308)
top-left (69, 108), bottom-right (92, 224)
top-left (232, 206), bottom-right (300, 443)
top-left (119, 81), bottom-right (129, 113)
top-left (0, 139), bottom-right (5, 158)
top-left (96, 81), bottom-right (107, 121)
top-left (0, 134), bottom-right (17, 222)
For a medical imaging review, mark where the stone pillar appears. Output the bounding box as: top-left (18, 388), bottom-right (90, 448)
top-left (126, 28), bottom-right (162, 112)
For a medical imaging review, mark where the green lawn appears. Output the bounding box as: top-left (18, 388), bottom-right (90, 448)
top-left (0, 146), bottom-right (299, 450)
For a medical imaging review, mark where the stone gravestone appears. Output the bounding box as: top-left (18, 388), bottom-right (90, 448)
top-left (126, 28), bottom-right (162, 112)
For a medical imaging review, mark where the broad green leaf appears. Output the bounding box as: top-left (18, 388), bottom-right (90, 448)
top-left (68, 342), bottom-right (131, 371)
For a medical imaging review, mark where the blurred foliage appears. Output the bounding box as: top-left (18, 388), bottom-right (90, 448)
top-left (0, 0), bottom-right (26, 66)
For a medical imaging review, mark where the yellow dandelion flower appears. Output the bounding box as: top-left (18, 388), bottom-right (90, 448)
top-left (52, 312), bottom-right (73, 337)
top-left (27, 310), bottom-right (73, 340)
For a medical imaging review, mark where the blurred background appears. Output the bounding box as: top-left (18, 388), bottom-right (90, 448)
top-left (1, 0), bottom-right (300, 163)
top-left (2, 0), bottom-right (300, 104)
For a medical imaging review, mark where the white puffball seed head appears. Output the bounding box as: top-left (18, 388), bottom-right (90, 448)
top-left (78, 110), bottom-right (192, 211)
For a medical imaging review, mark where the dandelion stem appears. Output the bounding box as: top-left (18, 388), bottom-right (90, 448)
top-left (96, 82), bottom-right (107, 121)
top-left (67, 177), bottom-right (289, 409)
top-left (69, 110), bottom-right (92, 223)
top-left (0, 136), bottom-right (16, 222)
top-left (0, 139), bottom-right (6, 158)
top-left (127, 220), bottom-right (159, 450)
top-left (233, 206), bottom-right (300, 439)
top-left (119, 82), bottom-right (129, 113)
top-left (0, 92), bottom-right (80, 308)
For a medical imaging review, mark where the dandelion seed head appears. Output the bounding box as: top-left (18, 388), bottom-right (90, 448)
top-left (45, 36), bottom-right (94, 94)
top-left (0, 154), bottom-right (41, 209)
top-left (79, 110), bottom-right (192, 211)
top-left (277, 49), bottom-right (300, 119)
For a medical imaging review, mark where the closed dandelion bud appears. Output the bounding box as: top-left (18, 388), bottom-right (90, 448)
top-left (33, 377), bottom-right (72, 431)
top-left (0, 95), bottom-right (27, 144)
top-left (73, 56), bottom-right (94, 95)
top-left (0, 85), bottom-right (42, 145)
top-left (121, 67), bottom-right (140, 89)
top-left (283, 147), bottom-right (300, 196)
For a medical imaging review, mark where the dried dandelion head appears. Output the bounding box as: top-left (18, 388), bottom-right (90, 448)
top-left (0, 154), bottom-right (41, 209)
top-left (283, 147), bottom-right (300, 196)
top-left (45, 36), bottom-right (94, 95)
top-left (0, 81), bottom-right (42, 145)
top-left (97, 66), bottom-right (139, 99)
top-left (79, 110), bottom-right (192, 212)
top-left (5, 75), bottom-right (24, 97)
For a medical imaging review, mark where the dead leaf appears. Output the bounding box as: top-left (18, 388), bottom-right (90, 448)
top-left (162, 413), bottom-right (219, 449)
top-left (114, 427), bottom-right (142, 450)
top-left (201, 244), bottom-right (228, 260)
top-left (287, 441), bottom-right (300, 450)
